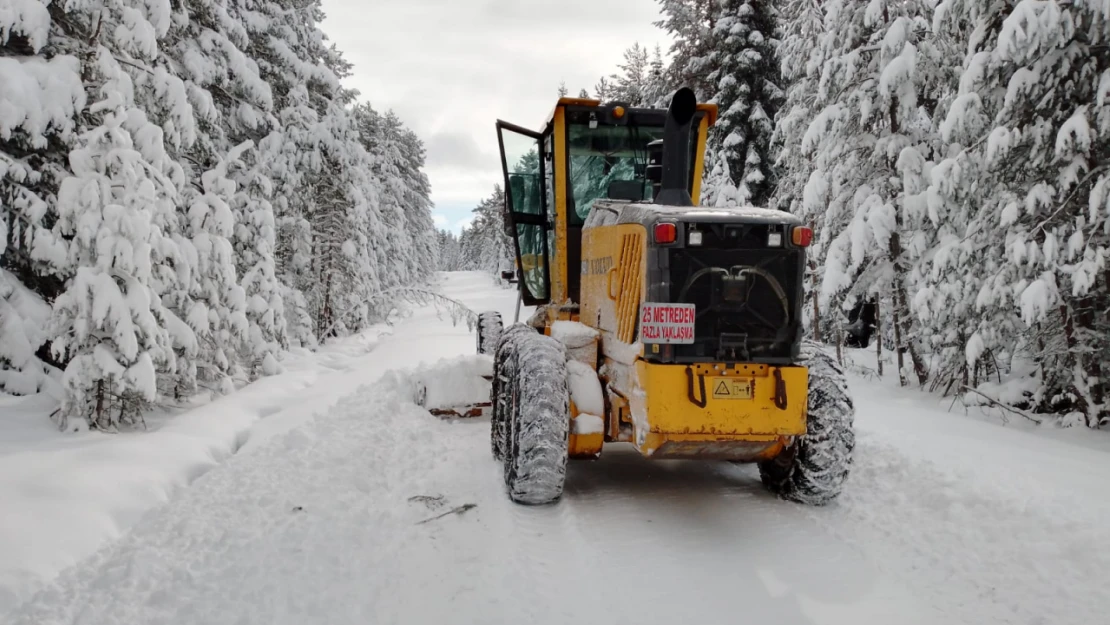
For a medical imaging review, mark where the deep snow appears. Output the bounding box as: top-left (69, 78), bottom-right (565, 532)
top-left (3, 271), bottom-right (1108, 624)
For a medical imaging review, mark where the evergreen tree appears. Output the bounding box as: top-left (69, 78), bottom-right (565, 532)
top-left (396, 127), bottom-right (438, 279)
top-left (228, 142), bottom-right (287, 377)
top-left (702, 0), bottom-right (782, 208)
top-left (49, 89), bottom-right (179, 430)
top-left (655, 0), bottom-right (724, 98)
top-left (0, 0), bottom-right (439, 428)
top-left (606, 43), bottom-right (652, 106)
top-left (928, 0), bottom-right (1109, 425)
top-left (796, 0), bottom-right (945, 387)
top-left (436, 230), bottom-right (463, 271)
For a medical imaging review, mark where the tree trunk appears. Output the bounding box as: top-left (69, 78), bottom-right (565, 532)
top-left (962, 330), bottom-right (970, 390)
top-left (321, 272), bottom-right (333, 338)
top-left (95, 379), bottom-right (104, 428)
top-left (1061, 297), bottom-right (1106, 427)
top-left (875, 297), bottom-right (883, 377)
top-left (892, 294), bottom-right (906, 386)
top-left (811, 258), bottom-right (821, 342)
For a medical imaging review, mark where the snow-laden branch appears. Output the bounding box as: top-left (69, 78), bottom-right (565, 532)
top-left (317, 287), bottom-right (478, 340)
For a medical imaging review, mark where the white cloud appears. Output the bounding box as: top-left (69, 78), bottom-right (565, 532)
top-left (432, 214), bottom-right (448, 227)
top-left (455, 216), bottom-right (475, 232)
top-left (320, 0), bottom-right (671, 209)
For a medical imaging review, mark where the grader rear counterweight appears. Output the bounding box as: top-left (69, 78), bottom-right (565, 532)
top-left (479, 88), bottom-right (856, 506)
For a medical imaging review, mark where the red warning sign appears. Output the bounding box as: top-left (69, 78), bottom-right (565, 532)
top-left (639, 303), bottom-right (696, 344)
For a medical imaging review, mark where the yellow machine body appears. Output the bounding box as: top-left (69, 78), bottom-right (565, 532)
top-left (496, 96), bottom-right (809, 463)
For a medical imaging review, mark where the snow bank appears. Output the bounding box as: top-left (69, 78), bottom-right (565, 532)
top-left (408, 354), bottom-right (492, 411)
top-left (823, 385), bottom-right (1110, 625)
top-left (0, 328), bottom-right (391, 613)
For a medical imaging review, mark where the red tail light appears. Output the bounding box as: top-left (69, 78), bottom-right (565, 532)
top-left (654, 222), bottom-right (677, 244)
top-left (792, 226), bottom-right (813, 247)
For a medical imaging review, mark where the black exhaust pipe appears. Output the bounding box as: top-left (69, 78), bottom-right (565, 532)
top-left (651, 87), bottom-right (697, 207)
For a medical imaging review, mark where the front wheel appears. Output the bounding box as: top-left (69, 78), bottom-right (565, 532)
top-left (476, 310), bottom-right (503, 355)
top-left (759, 343), bottom-right (855, 505)
top-left (501, 328), bottom-right (569, 505)
top-left (490, 323), bottom-right (535, 461)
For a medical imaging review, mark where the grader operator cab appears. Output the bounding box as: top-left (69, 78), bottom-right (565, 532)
top-left (478, 88), bottom-right (855, 506)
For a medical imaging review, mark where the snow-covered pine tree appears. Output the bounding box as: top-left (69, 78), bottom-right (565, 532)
top-left (48, 55), bottom-right (180, 430)
top-left (929, 0), bottom-right (1109, 426)
top-left (396, 126), bottom-right (438, 280)
top-left (593, 76), bottom-right (615, 102)
top-left (227, 142), bottom-right (287, 377)
top-left (241, 0), bottom-right (354, 345)
top-left (0, 0), bottom-right (439, 426)
top-left (436, 230), bottom-right (462, 271)
top-left (181, 148), bottom-right (252, 393)
top-left (456, 186), bottom-right (514, 278)
top-left (800, 0), bottom-right (945, 387)
top-left (768, 0), bottom-right (828, 337)
top-left (353, 104), bottom-right (417, 290)
top-left (772, 0), bottom-right (830, 217)
top-left (605, 43), bottom-right (653, 106)
top-left (0, 2), bottom-right (84, 394)
top-left (309, 101), bottom-right (382, 338)
top-left (476, 187), bottom-right (514, 279)
top-left (654, 0), bottom-right (723, 99)
top-left (702, 0), bottom-right (782, 208)
top-left (258, 87), bottom-right (317, 347)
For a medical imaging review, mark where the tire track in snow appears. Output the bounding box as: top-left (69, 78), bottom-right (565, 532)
top-left (803, 430), bottom-right (1110, 625)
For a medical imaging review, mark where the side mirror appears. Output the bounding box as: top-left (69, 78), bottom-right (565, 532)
top-left (501, 270), bottom-right (517, 283)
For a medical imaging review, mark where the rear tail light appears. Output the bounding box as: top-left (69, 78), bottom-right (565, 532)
top-left (654, 222), bottom-right (677, 244)
top-left (792, 226), bottom-right (813, 247)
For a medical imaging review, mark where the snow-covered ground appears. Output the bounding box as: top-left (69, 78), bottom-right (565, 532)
top-left (3, 271), bottom-right (1108, 624)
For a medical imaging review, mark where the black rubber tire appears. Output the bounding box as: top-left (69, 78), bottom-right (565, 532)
top-left (490, 323), bottom-right (534, 461)
top-left (501, 329), bottom-right (570, 505)
top-left (759, 342), bottom-right (855, 505)
top-left (476, 311), bottom-right (503, 355)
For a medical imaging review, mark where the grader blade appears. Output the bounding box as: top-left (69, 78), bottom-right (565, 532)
top-left (412, 356), bottom-right (494, 420)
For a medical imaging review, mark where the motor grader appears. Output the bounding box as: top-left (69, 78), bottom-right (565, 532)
top-left (477, 88), bottom-right (855, 506)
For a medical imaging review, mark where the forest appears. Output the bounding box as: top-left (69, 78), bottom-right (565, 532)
top-left (1, 0), bottom-right (437, 429)
top-left (444, 0), bottom-right (1108, 428)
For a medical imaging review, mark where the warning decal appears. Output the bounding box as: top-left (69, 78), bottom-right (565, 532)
top-left (711, 378), bottom-right (753, 400)
top-left (639, 303), bottom-right (696, 344)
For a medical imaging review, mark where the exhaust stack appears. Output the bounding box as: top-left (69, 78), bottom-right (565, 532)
top-left (650, 87), bottom-right (697, 207)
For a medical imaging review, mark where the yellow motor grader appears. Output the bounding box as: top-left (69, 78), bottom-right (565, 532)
top-left (477, 88), bottom-right (855, 506)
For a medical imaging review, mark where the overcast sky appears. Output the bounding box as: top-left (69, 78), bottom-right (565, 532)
top-left (319, 0), bottom-right (672, 234)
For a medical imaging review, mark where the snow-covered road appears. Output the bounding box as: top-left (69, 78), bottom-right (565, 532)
top-left (6, 272), bottom-right (1108, 625)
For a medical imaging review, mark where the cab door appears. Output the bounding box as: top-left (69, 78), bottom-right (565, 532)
top-left (496, 120), bottom-right (550, 306)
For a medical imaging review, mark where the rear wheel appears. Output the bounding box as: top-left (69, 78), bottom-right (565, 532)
top-left (476, 311), bottom-right (503, 355)
top-left (501, 328), bottom-right (570, 505)
top-left (759, 342), bottom-right (855, 505)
